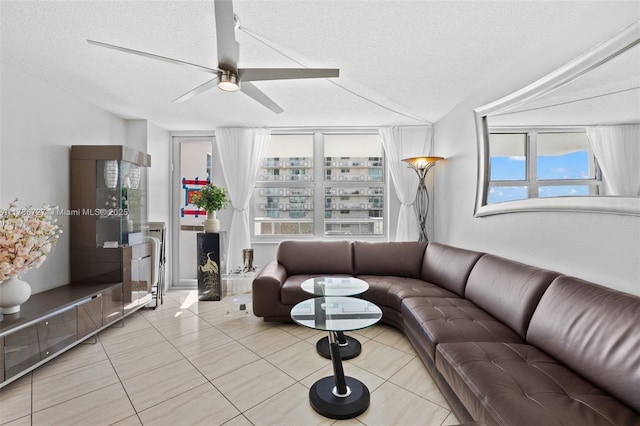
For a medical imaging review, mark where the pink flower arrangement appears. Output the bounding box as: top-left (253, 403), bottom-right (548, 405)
top-left (0, 198), bottom-right (62, 281)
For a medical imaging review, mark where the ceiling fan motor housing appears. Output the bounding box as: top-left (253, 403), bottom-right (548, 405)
top-left (218, 70), bottom-right (240, 91)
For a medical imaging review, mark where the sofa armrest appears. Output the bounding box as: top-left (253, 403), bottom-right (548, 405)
top-left (252, 260), bottom-right (288, 318)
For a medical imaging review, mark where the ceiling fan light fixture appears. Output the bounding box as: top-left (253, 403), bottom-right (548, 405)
top-left (218, 71), bottom-right (240, 92)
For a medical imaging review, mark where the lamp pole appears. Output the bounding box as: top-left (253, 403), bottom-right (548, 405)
top-left (402, 157), bottom-right (443, 242)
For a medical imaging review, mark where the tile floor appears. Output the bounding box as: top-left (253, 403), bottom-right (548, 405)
top-left (0, 291), bottom-right (460, 426)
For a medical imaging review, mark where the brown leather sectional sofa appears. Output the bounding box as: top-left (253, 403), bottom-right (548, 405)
top-left (252, 240), bottom-right (640, 425)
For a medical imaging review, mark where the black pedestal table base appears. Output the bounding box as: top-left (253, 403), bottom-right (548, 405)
top-left (316, 333), bottom-right (361, 360)
top-left (309, 376), bottom-right (370, 420)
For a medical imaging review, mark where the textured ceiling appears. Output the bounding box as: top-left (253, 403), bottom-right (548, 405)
top-left (1, 1), bottom-right (638, 130)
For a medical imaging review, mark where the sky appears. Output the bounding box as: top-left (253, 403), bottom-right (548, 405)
top-left (488, 150), bottom-right (591, 203)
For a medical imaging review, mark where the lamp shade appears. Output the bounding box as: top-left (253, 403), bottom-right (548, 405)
top-left (401, 156), bottom-right (444, 170)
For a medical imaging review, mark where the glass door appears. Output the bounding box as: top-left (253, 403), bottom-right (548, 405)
top-left (171, 137), bottom-right (214, 289)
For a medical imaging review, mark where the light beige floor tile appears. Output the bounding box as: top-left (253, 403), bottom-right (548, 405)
top-left (188, 341), bottom-right (261, 380)
top-left (350, 324), bottom-right (386, 340)
top-left (122, 358), bottom-right (207, 412)
top-left (109, 340), bottom-right (184, 380)
top-left (372, 326), bottom-right (416, 354)
top-left (154, 314), bottom-right (214, 339)
top-left (441, 411), bottom-right (461, 425)
top-left (32, 359), bottom-right (119, 412)
top-left (244, 383), bottom-right (334, 426)
top-left (349, 340), bottom-right (414, 380)
top-left (111, 414), bottom-right (142, 425)
top-left (277, 322), bottom-right (326, 340)
top-left (357, 382), bottom-right (450, 426)
top-left (137, 382), bottom-right (239, 426)
top-left (168, 325), bottom-right (234, 358)
top-left (32, 340), bottom-right (108, 381)
top-left (265, 340), bottom-right (327, 381)
top-left (212, 359), bottom-right (296, 412)
top-left (99, 326), bottom-right (166, 357)
top-left (97, 312), bottom-right (151, 340)
top-left (163, 290), bottom-right (199, 305)
top-left (1, 415), bottom-right (31, 426)
top-left (0, 381), bottom-right (31, 424)
top-left (221, 414), bottom-right (254, 426)
top-left (32, 383), bottom-right (135, 425)
top-left (238, 326), bottom-right (302, 357)
top-left (0, 373), bottom-right (31, 388)
top-left (194, 303), bottom-right (237, 325)
top-left (299, 362), bottom-right (385, 394)
top-left (188, 298), bottom-right (230, 315)
top-left (332, 419), bottom-right (366, 425)
top-left (141, 304), bottom-right (196, 327)
top-left (212, 315), bottom-right (272, 339)
top-left (389, 358), bottom-right (449, 409)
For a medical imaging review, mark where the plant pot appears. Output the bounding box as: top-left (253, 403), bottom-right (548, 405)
top-left (204, 211), bottom-right (220, 233)
top-left (0, 276), bottom-right (32, 314)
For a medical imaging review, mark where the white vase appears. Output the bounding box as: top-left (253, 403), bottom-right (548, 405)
top-left (204, 211), bottom-right (220, 233)
top-left (0, 276), bottom-right (32, 314)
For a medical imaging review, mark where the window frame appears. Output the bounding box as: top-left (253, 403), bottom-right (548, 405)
top-left (487, 127), bottom-right (601, 205)
top-left (252, 129), bottom-right (386, 241)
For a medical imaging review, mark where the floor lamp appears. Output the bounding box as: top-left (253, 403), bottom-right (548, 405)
top-left (402, 156), bottom-right (444, 242)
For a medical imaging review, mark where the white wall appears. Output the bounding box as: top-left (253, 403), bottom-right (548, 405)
top-left (433, 8), bottom-right (640, 296)
top-left (1, 64), bottom-right (127, 293)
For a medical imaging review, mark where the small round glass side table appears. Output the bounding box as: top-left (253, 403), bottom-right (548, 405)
top-left (291, 296), bottom-right (382, 419)
top-left (300, 277), bottom-right (369, 360)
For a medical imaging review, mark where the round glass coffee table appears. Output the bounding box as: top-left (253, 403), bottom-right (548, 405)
top-left (301, 277), bottom-right (369, 360)
top-left (291, 296), bottom-right (382, 419)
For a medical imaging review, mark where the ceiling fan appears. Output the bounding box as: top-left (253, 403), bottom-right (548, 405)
top-left (87, 0), bottom-right (339, 114)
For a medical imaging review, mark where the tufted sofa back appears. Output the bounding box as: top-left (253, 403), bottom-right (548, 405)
top-left (465, 254), bottom-right (558, 338)
top-left (527, 276), bottom-right (640, 412)
top-left (352, 241), bottom-right (427, 279)
top-left (420, 243), bottom-right (483, 296)
top-left (277, 240), bottom-right (353, 276)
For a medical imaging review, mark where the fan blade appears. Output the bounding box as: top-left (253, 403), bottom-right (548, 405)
top-left (240, 82), bottom-right (284, 114)
top-left (239, 68), bottom-right (340, 82)
top-left (214, 0), bottom-right (239, 71)
top-left (88, 40), bottom-right (220, 74)
top-left (172, 77), bottom-right (220, 103)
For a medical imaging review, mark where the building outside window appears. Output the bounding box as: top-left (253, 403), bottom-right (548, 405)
top-left (487, 129), bottom-right (600, 204)
top-left (254, 132), bottom-right (384, 238)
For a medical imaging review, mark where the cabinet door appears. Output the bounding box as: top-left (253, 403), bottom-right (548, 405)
top-left (102, 283), bottom-right (123, 326)
top-left (77, 296), bottom-right (103, 339)
top-left (37, 308), bottom-right (77, 359)
top-left (0, 336), bottom-right (4, 382)
top-left (4, 325), bottom-right (40, 380)
top-left (131, 255), bottom-right (152, 306)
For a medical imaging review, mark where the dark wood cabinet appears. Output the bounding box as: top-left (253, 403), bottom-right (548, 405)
top-left (70, 145), bottom-right (152, 309)
top-left (0, 282), bottom-right (123, 388)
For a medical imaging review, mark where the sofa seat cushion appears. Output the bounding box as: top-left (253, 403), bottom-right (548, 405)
top-left (359, 275), bottom-right (457, 312)
top-left (435, 342), bottom-right (640, 426)
top-left (281, 274), bottom-right (352, 305)
top-left (402, 297), bottom-right (523, 360)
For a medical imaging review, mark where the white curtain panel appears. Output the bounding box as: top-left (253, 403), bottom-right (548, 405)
top-left (379, 126), bottom-right (434, 241)
top-left (215, 128), bottom-right (271, 271)
top-left (586, 124), bottom-right (640, 196)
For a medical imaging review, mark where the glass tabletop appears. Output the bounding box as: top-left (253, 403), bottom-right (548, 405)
top-left (300, 277), bottom-right (369, 297)
top-left (291, 297), bottom-right (382, 332)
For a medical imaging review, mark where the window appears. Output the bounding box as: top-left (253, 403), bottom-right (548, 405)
top-left (487, 130), bottom-right (600, 204)
top-left (254, 132), bottom-right (385, 237)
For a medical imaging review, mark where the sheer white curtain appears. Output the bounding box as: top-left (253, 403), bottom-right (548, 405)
top-left (586, 125), bottom-right (640, 196)
top-left (215, 128), bottom-right (271, 271)
top-left (379, 126), bottom-right (433, 241)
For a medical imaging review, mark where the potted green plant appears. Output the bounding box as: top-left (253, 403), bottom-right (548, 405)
top-left (191, 184), bottom-right (229, 232)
